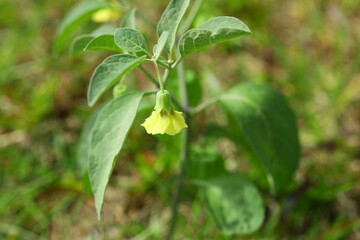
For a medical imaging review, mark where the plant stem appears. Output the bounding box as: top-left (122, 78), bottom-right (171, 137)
top-left (153, 61), bottom-right (165, 92)
top-left (157, 60), bottom-right (172, 70)
top-left (162, 68), bottom-right (170, 85)
top-left (170, 56), bottom-right (183, 70)
top-left (166, 0), bottom-right (205, 235)
top-left (166, 60), bottom-right (190, 240)
top-left (145, 59), bottom-right (171, 70)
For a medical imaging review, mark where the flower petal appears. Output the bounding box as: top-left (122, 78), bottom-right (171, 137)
top-left (164, 111), bottom-right (188, 135)
top-left (141, 111), bottom-right (159, 134)
top-left (141, 110), bottom-right (187, 136)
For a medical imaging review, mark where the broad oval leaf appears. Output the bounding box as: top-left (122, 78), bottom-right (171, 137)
top-left (54, 1), bottom-right (110, 53)
top-left (178, 16), bottom-right (251, 56)
top-left (201, 174), bottom-right (264, 235)
top-left (114, 28), bottom-right (149, 55)
top-left (87, 54), bottom-right (146, 106)
top-left (85, 34), bottom-right (121, 52)
top-left (157, 0), bottom-right (190, 53)
top-left (220, 83), bottom-right (300, 191)
top-left (88, 92), bottom-right (144, 219)
top-left (121, 8), bottom-right (136, 28)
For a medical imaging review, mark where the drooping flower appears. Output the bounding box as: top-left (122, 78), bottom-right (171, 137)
top-left (141, 90), bottom-right (187, 136)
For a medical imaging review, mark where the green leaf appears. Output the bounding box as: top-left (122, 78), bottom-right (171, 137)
top-left (88, 92), bottom-right (144, 219)
top-left (201, 174), bottom-right (264, 235)
top-left (114, 28), bottom-right (149, 55)
top-left (84, 34), bottom-right (121, 52)
top-left (121, 8), bottom-right (136, 28)
top-left (187, 145), bottom-right (227, 180)
top-left (153, 31), bottom-right (169, 59)
top-left (54, 1), bottom-right (110, 53)
top-left (157, 0), bottom-right (190, 53)
top-left (70, 25), bottom-right (118, 56)
top-left (87, 54), bottom-right (146, 106)
top-left (70, 35), bottom-right (94, 56)
top-left (178, 16), bottom-right (251, 56)
top-left (91, 24), bottom-right (117, 35)
top-left (186, 70), bottom-right (202, 107)
top-left (77, 106), bottom-right (104, 176)
top-left (220, 83), bottom-right (300, 191)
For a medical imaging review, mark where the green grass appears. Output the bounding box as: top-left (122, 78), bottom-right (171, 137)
top-left (1, 0), bottom-right (360, 239)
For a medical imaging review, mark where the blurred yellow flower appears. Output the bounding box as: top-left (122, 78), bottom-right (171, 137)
top-left (141, 90), bottom-right (187, 135)
top-left (141, 110), bottom-right (187, 136)
top-left (91, 8), bottom-right (121, 23)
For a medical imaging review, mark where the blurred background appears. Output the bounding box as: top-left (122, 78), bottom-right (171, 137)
top-left (1, 0), bottom-right (360, 239)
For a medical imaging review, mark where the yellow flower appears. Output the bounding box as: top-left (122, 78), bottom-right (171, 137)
top-left (141, 110), bottom-right (188, 135)
top-left (91, 8), bottom-right (121, 23)
top-left (141, 90), bottom-right (187, 135)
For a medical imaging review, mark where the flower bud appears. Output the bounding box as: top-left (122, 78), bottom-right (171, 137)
top-left (154, 90), bottom-right (173, 114)
top-left (112, 83), bottom-right (127, 98)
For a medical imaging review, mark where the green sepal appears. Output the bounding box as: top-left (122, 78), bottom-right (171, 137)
top-left (155, 90), bottom-right (173, 114)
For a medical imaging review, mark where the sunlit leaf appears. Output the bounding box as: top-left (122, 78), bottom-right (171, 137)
top-left (88, 92), bottom-right (143, 219)
top-left (114, 28), bottom-right (150, 55)
top-left (157, 0), bottom-right (190, 53)
top-left (77, 106), bottom-right (103, 175)
top-left (87, 54), bottom-right (146, 106)
top-left (178, 16), bottom-right (250, 56)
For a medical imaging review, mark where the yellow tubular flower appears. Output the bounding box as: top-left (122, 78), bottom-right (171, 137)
top-left (141, 90), bottom-right (188, 136)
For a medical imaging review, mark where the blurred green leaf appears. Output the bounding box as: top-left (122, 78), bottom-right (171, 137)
top-left (70, 25), bottom-right (118, 56)
top-left (54, 1), bottom-right (110, 53)
top-left (84, 34), bottom-right (121, 52)
top-left (114, 28), bottom-right (150, 55)
top-left (87, 54), bottom-right (146, 106)
top-left (91, 24), bottom-right (117, 35)
top-left (178, 16), bottom-right (251, 56)
top-left (186, 70), bottom-right (202, 107)
top-left (88, 92), bottom-right (144, 219)
top-left (187, 145), bottom-right (227, 180)
top-left (220, 83), bottom-right (300, 191)
top-left (166, 69), bottom-right (202, 108)
top-left (70, 35), bottom-right (94, 56)
top-left (121, 8), bottom-right (136, 28)
top-left (157, 0), bottom-right (190, 53)
top-left (201, 174), bottom-right (264, 235)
